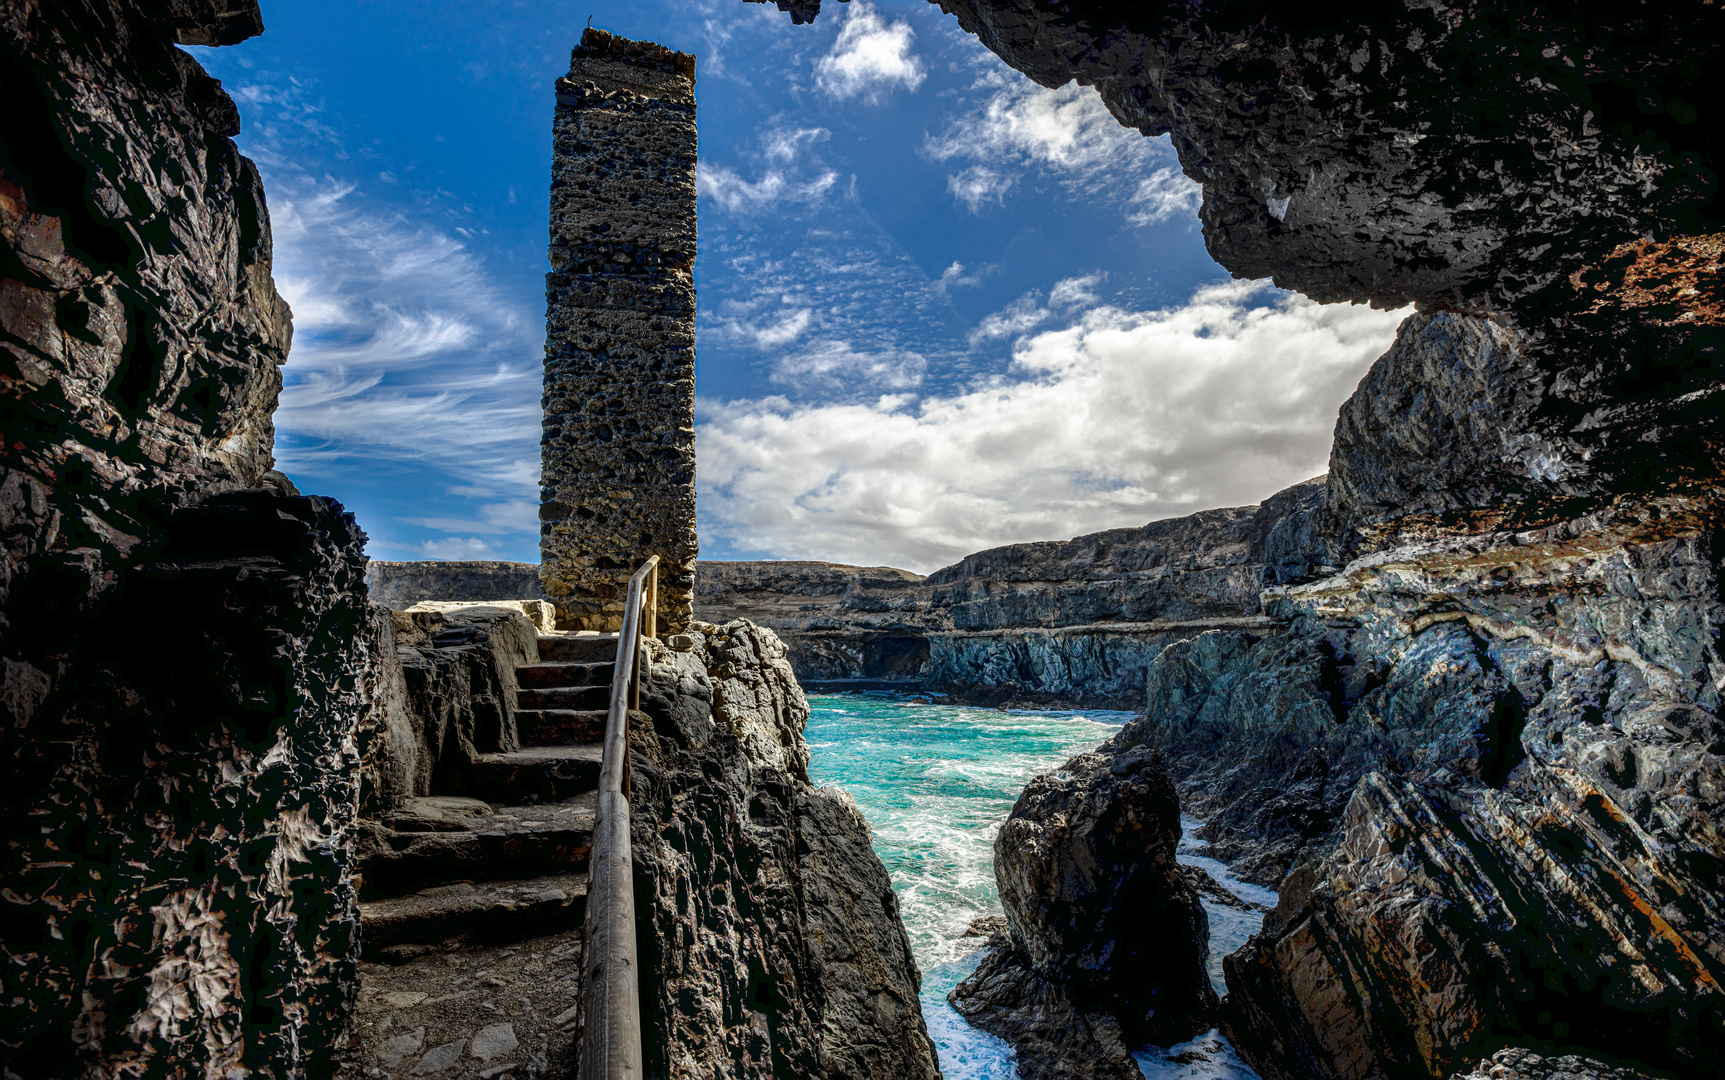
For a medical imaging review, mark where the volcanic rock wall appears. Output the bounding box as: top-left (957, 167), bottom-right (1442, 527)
top-left (0, 2), bottom-right (380, 1073)
top-left (540, 29), bottom-right (699, 634)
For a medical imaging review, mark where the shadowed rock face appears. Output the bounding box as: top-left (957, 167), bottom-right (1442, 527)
top-left (0, 2), bottom-right (394, 1074)
top-left (952, 748), bottom-right (1215, 1080)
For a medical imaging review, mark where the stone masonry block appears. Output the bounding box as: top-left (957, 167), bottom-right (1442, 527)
top-left (541, 28), bottom-right (698, 634)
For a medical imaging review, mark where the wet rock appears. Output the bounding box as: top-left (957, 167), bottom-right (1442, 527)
top-left (951, 748), bottom-right (1214, 1076)
top-left (950, 936), bottom-right (1143, 1080)
top-left (1448, 1047), bottom-right (1671, 1080)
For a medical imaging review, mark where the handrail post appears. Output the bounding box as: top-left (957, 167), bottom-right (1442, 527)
top-left (581, 554), bottom-right (658, 1080)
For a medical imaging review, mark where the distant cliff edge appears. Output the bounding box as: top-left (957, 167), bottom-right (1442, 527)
top-left (370, 475), bottom-right (1329, 708)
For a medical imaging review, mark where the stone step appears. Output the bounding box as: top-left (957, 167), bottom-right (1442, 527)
top-left (515, 709), bottom-right (607, 747)
top-left (518, 684), bottom-right (610, 712)
top-left (536, 632), bottom-right (618, 662)
top-left (462, 745), bottom-right (604, 804)
top-left (360, 873), bottom-right (590, 955)
top-left (516, 660), bottom-right (614, 689)
top-left (360, 794), bottom-right (597, 900)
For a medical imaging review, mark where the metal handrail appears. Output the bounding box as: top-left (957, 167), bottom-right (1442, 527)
top-left (581, 554), bottom-right (658, 1080)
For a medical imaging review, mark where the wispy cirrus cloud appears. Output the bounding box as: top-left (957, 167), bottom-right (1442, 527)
top-left (267, 177), bottom-right (541, 505)
top-left (699, 280), bottom-right (1407, 572)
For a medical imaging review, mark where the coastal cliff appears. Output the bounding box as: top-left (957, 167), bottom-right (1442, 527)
top-left (820, 2), bottom-right (1725, 1079)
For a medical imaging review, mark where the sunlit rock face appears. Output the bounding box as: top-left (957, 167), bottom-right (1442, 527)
top-left (757, 3), bottom-right (1725, 1078)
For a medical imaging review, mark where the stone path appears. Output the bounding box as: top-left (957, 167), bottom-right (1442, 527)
top-left (340, 633), bottom-right (619, 1079)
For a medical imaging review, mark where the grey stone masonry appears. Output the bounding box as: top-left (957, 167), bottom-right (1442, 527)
top-left (541, 28), bottom-right (697, 633)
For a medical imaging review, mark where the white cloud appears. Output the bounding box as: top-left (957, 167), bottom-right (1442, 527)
top-left (815, 2), bottom-right (926, 102)
top-left (763, 126), bottom-right (830, 162)
top-left (1049, 272), bottom-right (1104, 308)
top-left (400, 499), bottom-right (537, 536)
top-left (968, 295), bottom-right (1050, 344)
top-left (1129, 168), bottom-right (1203, 226)
top-left (945, 165), bottom-right (1014, 212)
top-left (698, 281), bottom-right (1408, 572)
top-left (926, 77), bottom-right (1201, 223)
top-left (266, 177), bottom-right (541, 495)
top-left (772, 340), bottom-right (927, 391)
top-left (938, 261), bottom-right (984, 292)
top-left (419, 536), bottom-right (499, 560)
top-left (698, 162), bottom-right (839, 214)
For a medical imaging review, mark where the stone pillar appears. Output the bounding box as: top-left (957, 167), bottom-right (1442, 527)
top-left (541, 29), bottom-right (697, 633)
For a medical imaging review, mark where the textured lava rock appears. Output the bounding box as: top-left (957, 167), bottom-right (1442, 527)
top-left (628, 620), bottom-right (942, 1080)
top-left (0, 490), bottom-right (373, 1077)
top-left (950, 747), bottom-right (1215, 1079)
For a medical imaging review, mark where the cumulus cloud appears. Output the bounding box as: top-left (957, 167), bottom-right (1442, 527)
top-left (815, 2), bottom-right (926, 102)
top-left (926, 78), bottom-right (1201, 222)
top-left (698, 281), bottom-right (1407, 572)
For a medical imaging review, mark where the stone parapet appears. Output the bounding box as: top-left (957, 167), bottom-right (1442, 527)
top-left (540, 28), bottom-right (698, 633)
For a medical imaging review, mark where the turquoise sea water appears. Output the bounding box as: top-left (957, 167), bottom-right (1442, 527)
top-left (803, 693), bottom-right (1268, 1080)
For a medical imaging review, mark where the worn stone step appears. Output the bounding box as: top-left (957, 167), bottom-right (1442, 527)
top-left (463, 745), bottom-right (604, 803)
top-left (515, 709), bottom-right (607, 747)
top-left (360, 873), bottom-right (590, 954)
top-left (359, 794), bottom-right (597, 899)
top-left (516, 660), bottom-right (614, 689)
top-left (517, 684), bottom-right (611, 711)
top-left (536, 632), bottom-right (617, 662)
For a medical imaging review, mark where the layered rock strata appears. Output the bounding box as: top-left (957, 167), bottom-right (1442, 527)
top-left (749, 3), bottom-right (1725, 1079)
top-left (540, 29), bottom-right (698, 633)
top-left (366, 559), bottom-right (542, 611)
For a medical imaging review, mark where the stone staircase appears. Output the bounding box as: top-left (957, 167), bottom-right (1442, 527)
top-left (341, 631), bottom-right (622, 1079)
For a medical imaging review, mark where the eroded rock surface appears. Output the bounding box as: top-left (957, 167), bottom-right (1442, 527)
top-left (629, 620), bottom-right (942, 1080)
top-left (0, 2), bottom-right (389, 1075)
top-left (951, 748), bottom-right (1214, 1080)
top-left (736, 4), bottom-right (1725, 1080)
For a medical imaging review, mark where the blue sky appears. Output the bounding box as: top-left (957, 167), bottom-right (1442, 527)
top-left (190, 0), bottom-right (1405, 572)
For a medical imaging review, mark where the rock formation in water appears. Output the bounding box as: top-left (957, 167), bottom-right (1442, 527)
top-left (742, 2), bottom-right (1725, 1079)
top-left (952, 747), bottom-right (1214, 1080)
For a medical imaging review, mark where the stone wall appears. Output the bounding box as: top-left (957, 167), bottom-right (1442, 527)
top-left (540, 28), bottom-right (698, 634)
top-left (365, 559), bottom-right (542, 610)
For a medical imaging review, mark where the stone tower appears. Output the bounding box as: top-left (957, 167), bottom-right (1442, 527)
top-left (540, 29), bottom-right (697, 632)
